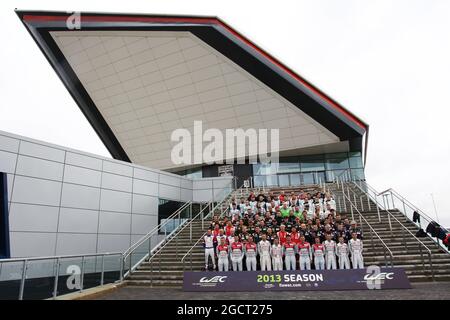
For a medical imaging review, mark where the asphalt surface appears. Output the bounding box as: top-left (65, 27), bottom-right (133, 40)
top-left (94, 282), bottom-right (450, 300)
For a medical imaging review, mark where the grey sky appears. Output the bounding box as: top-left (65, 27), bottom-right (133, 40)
top-left (1, 0), bottom-right (449, 226)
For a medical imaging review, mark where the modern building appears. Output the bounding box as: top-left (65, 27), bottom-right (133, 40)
top-left (1, 10), bottom-right (368, 259)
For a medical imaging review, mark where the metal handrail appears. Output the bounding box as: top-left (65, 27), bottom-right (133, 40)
top-left (374, 187), bottom-right (449, 254)
top-left (136, 182), bottom-right (237, 283)
top-left (338, 187), bottom-right (395, 267)
top-left (180, 184), bottom-right (248, 268)
top-left (180, 207), bottom-right (232, 269)
top-left (0, 252), bottom-right (121, 263)
top-left (0, 252), bottom-right (122, 300)
top-left (123, 201), bottom-right (192, 258)
top-left (345, 179), bottom-right (435, 279)
top-left (121, 178), bottom-right (236, 278)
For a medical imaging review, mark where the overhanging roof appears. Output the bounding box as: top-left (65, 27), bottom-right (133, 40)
top-left (16, 10), bottom-right (369, 169)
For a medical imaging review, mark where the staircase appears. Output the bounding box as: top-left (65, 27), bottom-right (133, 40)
top-left (124, 183), bottom-right (450, 288)
top-left (125, 220), bottom-right (205, 287)
top-left (328, 182), bottom-right (450, 282)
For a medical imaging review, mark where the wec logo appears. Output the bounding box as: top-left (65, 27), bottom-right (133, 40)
top-left (199, 276), bottom-right (227, 283)
top-left (364, 273), bottom-right (394, 281)
top-left (364, 266), bottom-right (394, 290)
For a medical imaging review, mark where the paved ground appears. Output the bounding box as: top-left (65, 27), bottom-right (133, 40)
top-left (94, 282), bottom-right (450, 300)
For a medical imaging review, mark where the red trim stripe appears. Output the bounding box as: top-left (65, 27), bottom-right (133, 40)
top-left (22, 14), bottom-right (366, 130)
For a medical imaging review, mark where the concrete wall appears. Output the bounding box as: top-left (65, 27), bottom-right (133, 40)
top-left (0, 130), bottom-right (232, 258)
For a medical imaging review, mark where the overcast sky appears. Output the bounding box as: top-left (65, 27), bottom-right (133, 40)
top-left (0, 0), bottom-right (449, 226)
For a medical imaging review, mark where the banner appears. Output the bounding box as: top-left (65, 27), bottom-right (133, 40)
top-left (183, 267), bottom-right (411, 291)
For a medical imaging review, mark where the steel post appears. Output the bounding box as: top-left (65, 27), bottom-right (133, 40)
top-left (80, 256), bottom-right (85, 292)
top-left (100, 255), bottom-right (105, 286)
top-left (53, 258), bottom-right (60, 299)
top-left (19, 260), bottom-right (27, 300)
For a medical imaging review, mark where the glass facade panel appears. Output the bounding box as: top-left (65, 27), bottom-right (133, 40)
top-left (349, 156), bottom-right (363, 168)
top-left (265, 175), bottom-right (278, 187)
top-left (249, 152), bottom-right (365, 187)
top-left (289, 174), bottom-right (300, 186)
top-left (350, 169), bottom-right (365, 180)
top-left (254, 163), bottom-right (278, 175)
top-left (325, 158), bottom-right (349, 170)
top-left (277, 162), bottom-right (300, 173)
top-left (301, 173), bottom-right (314, 185)
top-left (301, 160), bottom-right (325, 172)
top-left (278, 174), bottom-right (290, 186)
top-left (254, 175), bottom-right (265, 187)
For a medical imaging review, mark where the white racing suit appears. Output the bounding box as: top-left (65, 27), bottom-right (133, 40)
top-left (216, 244), bottom-right (229, 271)
top-left (336, 242), bottom-right (350, 269)
top-left (349, 238), bottom-right (364, 269)
top-left (244, 243), bottom-right (258, 271)
top-left (271, 244), bottom-right (283, 271)
top-left (258, 240), bottom-right (272, 271)
top-left (230, 242), bottom-right (244, 271)
top-left (283, 242), bottom-right (297, 270)
top-left (298, 242), bottom-right (312, 270)
top-left (324, 240), bottom-right (337, 270)
top-left (204, 235), bottom-right (216, 270)
top-left (313, 244), bottom-right (325, 270)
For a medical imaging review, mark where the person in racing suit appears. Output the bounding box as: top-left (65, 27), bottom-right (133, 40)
top-left (312, 237), bottom-right (325, 270)
top-left (258, 233), bottom-right (272, 271)
top-left (297, 235), bottom-right (312, 270)
top-left (203, 229), bottom-right (216, 270)
top-left (244, 236), bottom-right (258, 271)
top-left (230, 235), bottom-right (244, 271)
top-left (216, 238), bottom-right (229, 271)
top-left (282, 235), bottom-right (297, 270)
top-left (271, 238), bottom-right (283, 271)
top-left (323, 233), bottom-right (337, 270)
top-left (336, 236), bottom-right (351, 269)
top-left (277, 224), bottom-right (289, 245)
top-left (216, 229), bottom-right (227, 247)
top-left (349, 232), bottom-right (364, 269)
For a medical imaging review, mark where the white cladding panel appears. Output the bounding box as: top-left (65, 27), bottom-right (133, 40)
top-left (0, 130), bottom-right (233, 258)
top-left (52, 30), bottom-right (339, 170)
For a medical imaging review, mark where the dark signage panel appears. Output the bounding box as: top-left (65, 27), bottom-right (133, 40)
top-left (183, 268), bottom-right (411, 291)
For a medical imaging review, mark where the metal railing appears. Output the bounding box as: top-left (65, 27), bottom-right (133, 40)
top-left (338, 177), bottom-right (436, 279)
top-left (0, 252), bottom-right (122, 300)
top-left (376, 187), bottom-right (449, 253)
top-left (180, 184), bottom-right (250, 270)
top-left (121, 201), bottom-right (193, 279)
top-left (338, 188), bottom-right (394, 267)
top-left (144, 185), bottom-right (237, 284)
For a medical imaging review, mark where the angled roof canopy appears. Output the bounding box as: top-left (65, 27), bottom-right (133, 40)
top-left (16, 10), bottom-right (369, 170)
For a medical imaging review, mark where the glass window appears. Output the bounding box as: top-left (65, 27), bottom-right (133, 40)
top-left (265, 175), bottom-right (278, 187)
top-left (185, 169), bottom-right (202, 179)
top-left (301, 160), bottom-right (325, 172)
top-left (277, 162), bottom-right (300, 173)
top-left (348, 152), bottom-right (362, 157)
top-left (301, 173), bottom-right (314, 185)
top-left (325, 158), bottom-right (349, 170)
top-left (326, 170), bottom-right (346, 182)
top-left (314, 172), bottom-right (326, 184)
top-left (253, 163), bottom-right (278, 175)
top-left (278, 174), bottom-right (290, 187)
top-left (158, 199), bottom-right (185, 234)
top-left (289, 174), bottom-right (301, 186)
top-left (349, 156), bottom-right (363, 168)
top-left (254, 176), bottom-right (265, 187)
top-left (351, 169), bottom-right (365, 180)
top-left (325, 152), bottom-right (348, 159)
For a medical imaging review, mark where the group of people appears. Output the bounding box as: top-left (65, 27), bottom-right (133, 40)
top-left (203, 189), bottom-right (365, 272)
